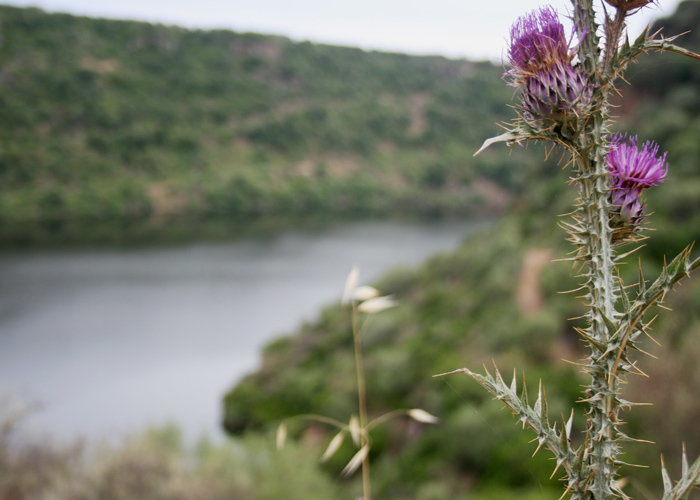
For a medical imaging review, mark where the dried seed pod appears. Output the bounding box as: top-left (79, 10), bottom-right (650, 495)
top-left (603, 0), bottom-right (656, 14)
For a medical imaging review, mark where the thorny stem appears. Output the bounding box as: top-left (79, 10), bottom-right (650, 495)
top-left (602, 8), bottom-right (627, 78)
top-left (571, 0), bottom-right (630, 495)
top-left (467, 1), bottom-right (700, 498)
top-left (352, 305), bottom-right (372, 500)
top-left (575, 130), bottom-right (622, 500)
top-left (573, 0), bottom-right (600, 75)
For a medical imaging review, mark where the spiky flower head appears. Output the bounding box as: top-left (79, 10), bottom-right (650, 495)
top-left (520, 60), bottom-right (592, 121)
top-left (508, 6), bottom-right (571, 82)
top-left (606, 133), bottom-right (668, 223)
top-left (507, 6), bottom-right (592, 131)
top-left (508, 6), bottom-right (571, 80)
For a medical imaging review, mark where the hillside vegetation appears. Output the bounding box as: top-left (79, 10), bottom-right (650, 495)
top-left (223, 1), bottom-right (700, 499)
top-left (2, 1), bottom-right (700, 499)
top-left (0, 4), bottom-right (538, 232)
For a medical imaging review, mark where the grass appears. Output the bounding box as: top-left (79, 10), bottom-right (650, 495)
top-left (0, 396), bottom-right (338, 500)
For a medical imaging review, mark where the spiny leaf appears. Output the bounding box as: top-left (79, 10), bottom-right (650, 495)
top-left (619, 276), bottom-right (632, 312)
top-left (534, 379), bottom-right (549, 428)
top-left (597, 307), bottom-right (619, 339)
top-left (665, 245), bottom-right (692, 278)
top-left (637, 259), bottom-right (646, 295)
top-left (520, 373), bottom-right (529, 421)
top-left (550, 456), bottom-right (566, 480)
top-left (565, 409), bottom-right (574, 441)
top-left (474, 131), bottom-right (524, 156)
top-left (648, 37), bottom-right (700, 61)
top-left (575, 327), bottom-right (608, 353)
top-left (541, 383), bottom-right (549, 428)
top-left (618, 29), bottom-right (700, 73)
top-left (626, 247), bottom-right (699, 341)
top-left (615, 245), bottom-right (645, 263)
top-left (632, 25), bottom-right (649, 47)
top-left (494, 364), bottom-right (507, 386)
top-left (614, 459), bottom-right (648, 469)
top-left (663, 450), bottom-right (700, 499)
top-left (559, 421), bottom-right (570, 458)
top-left (616, 432), bottom-right (654, 444)
top-left (661, 455), bottom-right (672, 494)
top-left (574, 441), bottom-right (587, 474)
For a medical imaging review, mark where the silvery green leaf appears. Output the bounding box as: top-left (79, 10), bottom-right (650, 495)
top-left (520, 375), bottom-right (529, 409)
top-left (661, 456), bottom-right (672, 494)
top-left (647, 38), bottom-right (700, 61)
top-left (565, 409), bottom-right (574, 440)
top-left (473, 132), bottom-right (521, 156)
top-left (663, 452), bottom-right (700, 499)
top-left (597, 307), bottom-right (619, 338)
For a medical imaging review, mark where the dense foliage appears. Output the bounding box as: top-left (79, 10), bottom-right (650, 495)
top-left (223, 1), bottom-right (700, 498)
top-left (0, 4), bottom-right (538, 232)
top-left (2, 1), bottom-right (700, 498)
top-left (224, 213), bottom-right (700, 499)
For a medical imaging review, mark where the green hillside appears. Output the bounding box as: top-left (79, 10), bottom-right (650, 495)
top-left (3, 1), bottom-right (700, 498)
top-left (222, 1), bottom-right (700, 499)
top-left (0, 5), bottom-right (538, 232)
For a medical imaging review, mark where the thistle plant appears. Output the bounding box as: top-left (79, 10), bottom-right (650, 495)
top-left (444, 1), bottom-right (700, 498)
top-left (277, 267), bottom-right (438, 500)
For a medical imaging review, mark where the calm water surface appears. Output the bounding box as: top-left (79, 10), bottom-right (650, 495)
top-left (0, 218), bottom-right (484, 442)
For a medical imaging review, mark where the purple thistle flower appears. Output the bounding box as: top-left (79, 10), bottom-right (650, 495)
top-left (606, 134), bottom-right (668, 220)
top-left (508, 6), bottom-right (570, 82)
top-left (506, 6), bottom-right (591, 127)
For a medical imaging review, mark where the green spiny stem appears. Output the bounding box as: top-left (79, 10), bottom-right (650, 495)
top-left (472, 3), bottom-right (700, 498)
top-left (573, 0), bottom-right (600, 75)
top-left (574, 135), bottom-right (623, 500)
top-left (569, 0), bottom-right (641, 494)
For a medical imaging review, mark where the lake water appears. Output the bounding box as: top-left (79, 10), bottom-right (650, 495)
top-left (0, 218), bottom-right (485, 443)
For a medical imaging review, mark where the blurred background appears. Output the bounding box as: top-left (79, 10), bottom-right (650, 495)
top-left (1, 1), bottom-right (700, 499)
